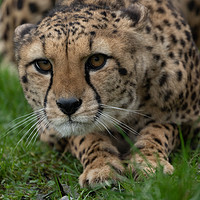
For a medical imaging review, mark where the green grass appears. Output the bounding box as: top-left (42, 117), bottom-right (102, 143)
top-left (0, 62), bottom-right (200, 200)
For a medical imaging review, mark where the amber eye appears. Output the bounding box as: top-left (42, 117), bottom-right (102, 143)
top-left (34, 59), bottom-right (52, 74)
top-left (86, 54), bottom-right (108, 70)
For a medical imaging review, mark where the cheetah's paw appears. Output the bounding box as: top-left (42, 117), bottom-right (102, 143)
top-left (79, 157), bottom-right (124, 187)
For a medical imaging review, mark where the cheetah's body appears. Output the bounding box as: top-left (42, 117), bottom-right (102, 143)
top-left (1, 0), bottom-right (200, 186)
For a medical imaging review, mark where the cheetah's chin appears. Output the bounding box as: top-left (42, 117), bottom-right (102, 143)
top-left (52, 121), bottom-right (96, 137)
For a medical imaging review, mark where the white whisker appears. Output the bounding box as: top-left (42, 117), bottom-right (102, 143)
top-left (96, 118), bottom-right (118, 140)
top-left (102, 112), bottom-right (139, 136)
top-left (14, 115), bottom-right (45, 149)
top-left (2, 109), bottom-right (45, 139)
top-left (26, 116), bottom-right (46, 147)
top-left (94, 120), bottom-right (104, 132)
top-left (1, 115), bottom-right (39, 140)
top-left (33, 120), bottom-right (50, 145)
top-left (101, 104), bottom-right (151, 119)
top-left (7, 108), bottom-right (44, 125)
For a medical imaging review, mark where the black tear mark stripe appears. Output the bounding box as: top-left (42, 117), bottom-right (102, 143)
top-left (85, 67), bottom-right (103, 120)
top-left (44, 70), bottom-right (54, 109)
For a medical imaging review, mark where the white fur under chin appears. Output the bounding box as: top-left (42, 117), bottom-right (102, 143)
top-left (53, 121), bottom-right (96, 137)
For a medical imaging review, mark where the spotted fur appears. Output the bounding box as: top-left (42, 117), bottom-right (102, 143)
top-left (1, 0), bottom-right (200, 187)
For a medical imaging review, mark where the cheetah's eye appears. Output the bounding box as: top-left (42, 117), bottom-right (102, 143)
top-left (34, 59), bottom-right (52, 74)
top-left (86, 54), bottom-right (108, 71)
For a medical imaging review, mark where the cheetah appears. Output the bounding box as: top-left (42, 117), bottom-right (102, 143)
top-left (0, 0), bottom-right (200, 187)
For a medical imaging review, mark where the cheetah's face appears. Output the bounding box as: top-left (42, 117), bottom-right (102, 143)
top-left (14, 6), bottom-right (148, 136)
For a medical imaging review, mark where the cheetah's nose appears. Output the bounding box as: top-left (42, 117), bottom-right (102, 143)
top-left (56, 97), bottom-right (82, 116)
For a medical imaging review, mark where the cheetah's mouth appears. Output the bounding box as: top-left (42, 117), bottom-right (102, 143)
top-left (50, 117), bottom-right (97, 137)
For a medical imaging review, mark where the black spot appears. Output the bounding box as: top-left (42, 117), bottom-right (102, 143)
top-left (194, 110), bottom-right (199, 115)
top-left (163, 124), bottom-right (170, 130)
top-left (159, 72), bottom-right (168, 87)
top-left (82, 148), bottom-right (86, 154)
top-left (118, 68), bottom-right (128, 75)
top-left (6, 23), bottom-right (10, 32)
top-left (176, 70), bottom-right (182, 81)
top-left (20, 19), bottom-right (28, 25)
top-left (187, 0), bottom-right (195, 11)
top-left (169, 52), bottom-right (174, 58)
top-left (154, 138), bottom-right (162, 146)
top-left (100, 11), bottom-right (107, 17)
top-left (88, 149), bottom-right (95, 156)
top-left (74, 145), bottom-right (77, 151)
top-left (196, 7), bottom-right (200, 16)
top-left (102, 17), bottom-right (108, 22)
top-left (164, 90), bottom-right (172, 101)
top-left (161, 61), bottom-right (166, 67)
top-left (103, 148), bottom-right (119, 157)
top-left (79, 152), bottom-right (82, 160)
top-left (90, 31), bottom-right (96, 36)
top-left (157, 7), bottom-right (165, 13)
top-left (180, 19), bottom-right (187, 27)
top-left (6, 6), bottom-right (10, 16)
top-left (144, 93), bottom-right (151, 101)
top-left (155, 25), bottom-right (163, 31)
top-left (153, 54), bottom-right (160, 61)
top-left (112, 30), bottom-right (118, 34)
top-left (195, 57), bottom-right (199, 66)
top-left (180, 39), bottom-right (186, 47)
top-left (152, 124), bottom-right (162, 129)
top-left (17, 0), bottom-right (24, 10)
top-left (50, 134), bottom-right (55, 138)
top-left (186, 109), bottom-right (191, 114)
top-left (160, 36), bottom-right (164, 43)
top-left (175, 21), bottom-right (181, 30)
top-left (184, 30), bottom-right (191, 41)
top-left (92, 25), bottom-right (99, 29)
top-left (182, 103), bottom-right (188, 110)
top-left (145, 26), bottom-right (151, 34)
top-left (84, 10), bottom-right (93, 16)
top-left (191, 92), bottom-right (196, 101)
top-left (22, 75), bottom-right (28, 83)
top-left (145, 46), bottom-right (153, 51)
top-left (163, 19), bottom-right (170, 26)
top-left (154, 34), bottom-right (158, 41)
top-left (84, 160), bottom-right (90, 168)
top-left (179, 49), bottom-right (183, 58)
top-left (189, 49), bottom-right (192, 57)
top-left (29, 3), bottom-right (38, 13)
top-left (79, 137), bottom-right (85, 145)
top-left (170, 34), bottom-right (178, 44)
top-left (184, 53), bottom-right (188, 63)
top-left (90, 156), bottom-right (98, 164)
top-left (111, 13), bottom-right (116, 18)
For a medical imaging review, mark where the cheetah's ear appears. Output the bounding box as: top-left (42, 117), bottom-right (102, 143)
top-left (120, 3), bottom-right (148, 29)
top-left (14, 24), bottom-right (36, 62)
top-left (14, 23), bottom-right (36, 42)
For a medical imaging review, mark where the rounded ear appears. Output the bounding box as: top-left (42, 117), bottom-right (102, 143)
top-left (14, 24), bottom-right (36, 62)
top-left (14, 23), bottom-right (36, 42)
top-left (120, 3), bottom-right (149, 29)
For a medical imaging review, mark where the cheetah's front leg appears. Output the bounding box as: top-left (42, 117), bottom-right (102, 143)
top-left (68, 133), bottom-right (124, 187)
top-left (129, 123), bottom-right (179, 175)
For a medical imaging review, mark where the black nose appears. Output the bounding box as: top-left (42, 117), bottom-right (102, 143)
top-left (56, 97), bottom-right (82, 116)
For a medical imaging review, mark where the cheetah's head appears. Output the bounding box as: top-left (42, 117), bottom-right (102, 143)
top-left (14, 3), bottom-right (150, 136)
